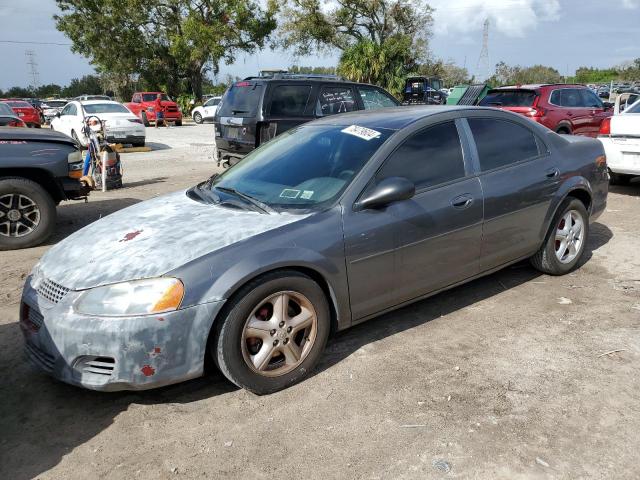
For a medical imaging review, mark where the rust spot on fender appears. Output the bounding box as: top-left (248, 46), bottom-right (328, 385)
top-left (141, 364), bottom-right (155, 376)
top-left (119, 230), bottom-right (143, 242)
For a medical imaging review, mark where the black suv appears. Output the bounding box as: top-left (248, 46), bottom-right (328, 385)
top-left (213, 74), bottom-right (400, 166)
top-left (0, 128), bottom-right (89, 250)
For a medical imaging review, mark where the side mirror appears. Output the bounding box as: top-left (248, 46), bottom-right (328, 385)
top-left (357, 177), bottom-right (415, 210)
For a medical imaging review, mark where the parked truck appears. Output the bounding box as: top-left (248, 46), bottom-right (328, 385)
top-left (124, 92), bottom-right (183, 127)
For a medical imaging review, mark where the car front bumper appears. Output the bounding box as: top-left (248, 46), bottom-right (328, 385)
top-left (600, 136), bottom-right (640, 175)
top-left (20, 275), bottom-right (224, 391)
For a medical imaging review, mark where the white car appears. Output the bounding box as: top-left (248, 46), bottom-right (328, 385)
top-left (50, 100), bottom-right (146, 147)
top-left (599, 97), bottom-right (640, 184)
top-left (41, 99), bottom-right (69, 123)
top-left (191, 96), bottom-right (221, 124)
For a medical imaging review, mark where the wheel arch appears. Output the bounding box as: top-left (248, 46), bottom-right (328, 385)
top-left (0, 168), bottom-right (64, 202)
top-left (538, 180), bottom-right (593, 247)
top-left (555, 121), bottom-right (573, 134)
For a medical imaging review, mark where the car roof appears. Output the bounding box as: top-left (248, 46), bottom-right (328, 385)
top-left (78, 100), bottom-right (123, 105)
top-left (0, 126), bottom-right (76, 144)
top-left (310, 105), bottom-right (489, 130)
top-left (493, 84), bottom-right (586, 90)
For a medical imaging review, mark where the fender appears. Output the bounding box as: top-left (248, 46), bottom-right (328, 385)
top-left (206, 247), bottom-right (351, 331)
top-left (538, 175), bottom-right (592, 245)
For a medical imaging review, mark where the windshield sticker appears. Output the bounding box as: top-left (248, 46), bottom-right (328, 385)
top-left (280, 189), bottom-right (301, 199)
top-left (341, 125), bottom-right (382, 141)
top-left (300, 190), bottom-right (314, 200)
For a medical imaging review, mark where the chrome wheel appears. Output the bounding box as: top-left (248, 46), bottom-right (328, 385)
top-left (0, 193), bottom-right (41, 238)
top-left (554, 209), bottom-right (584, 264)
top-left (241, 291), bottom-right (318, 377)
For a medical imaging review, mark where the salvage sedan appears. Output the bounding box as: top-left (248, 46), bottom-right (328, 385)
top-left (21, 106), bottom-right (608, 394)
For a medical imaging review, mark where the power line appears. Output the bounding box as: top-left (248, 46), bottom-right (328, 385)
top-left (0, 39), bottom-right (72, 46)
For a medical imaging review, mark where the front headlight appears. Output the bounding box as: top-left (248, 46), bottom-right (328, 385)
top-left (74, 278), bottom-right (184, 317)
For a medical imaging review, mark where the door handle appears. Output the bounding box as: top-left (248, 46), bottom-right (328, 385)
top-left (545, 167), bottom-right (560, 178)
top-left (451, 195), bottom-right (473, 209)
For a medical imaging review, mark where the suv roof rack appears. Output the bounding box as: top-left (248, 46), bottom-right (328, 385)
top-left (242, 73), bottom-right (345, 82)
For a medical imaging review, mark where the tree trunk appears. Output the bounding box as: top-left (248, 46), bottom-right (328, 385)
top-left (190, 68), bottom-right (203, 101)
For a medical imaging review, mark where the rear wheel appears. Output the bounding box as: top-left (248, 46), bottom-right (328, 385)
top-left (609, 170), bottom-right (632, 185)
top-left (212, 271), bottom-right (330, 395)
top-left (0, 178), bottom-right (56, 250)
top-left (530, 198), bottom-right (589, 275)
top-left (141, 112), bottom-right (150, 127)
top-left (175, 120), bottom-right (182, 126)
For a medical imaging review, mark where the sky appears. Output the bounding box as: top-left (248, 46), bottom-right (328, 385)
top-left (0, 0), bottom-right (639, 90)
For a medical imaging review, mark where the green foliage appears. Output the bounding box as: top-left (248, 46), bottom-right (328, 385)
top-left (415, 60), bottom-right (471, 87)
top-left (487, 62), bottom-right (564, 87)
top-left (55, 0), bottom-right (278, 99)
top-left (61, 75), bottom-right (104, 98)
top-left (570, 59), bottom-right (640, 84)
top-left (3, 86), bottom-right (32, 98)
top-left (289, 65), bottom-right (337, 75)
top-left (279, 0), bottom-right (433, 96)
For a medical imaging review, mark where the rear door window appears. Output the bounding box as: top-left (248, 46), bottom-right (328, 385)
top-left (316, 86), bottom-right (357, 116)
top-left (559, 89), bottom-right (582, 108)
top-left (468, 118), bottom-right (540, 171)
top-left (269, 85), bottom-right (312, 116)
top-left (479, 90), bottom-right (537, 107)
top-left (358, 86), bottom-right (398, 110)
top-left (218, 82), bottom-right (263, 118)
top-left (580, 89), bottom-right (603, 108)
top-left (377, 121), bottom-right (466, 190)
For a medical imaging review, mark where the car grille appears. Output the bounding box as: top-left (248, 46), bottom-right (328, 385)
top-left (166, 106), bottom-right (179, 112)
top-left (37, 278), bottom-right (70, 304)
top-left (25, 342), bottom-right (55, 373)
top-left (27, 305), bottom-right (44, 330)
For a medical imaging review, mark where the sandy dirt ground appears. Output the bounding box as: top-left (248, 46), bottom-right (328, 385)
top-left (1, 124), bottom-right (639, 479)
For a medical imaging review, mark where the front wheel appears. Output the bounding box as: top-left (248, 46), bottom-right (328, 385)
top-left (609, 170), bottom-right (632, 185)
top-left (0, 177), bottom-right (56, 250)
top-left (193, 112), bottom-right (203, 124)
top-left (212, 271), bottom-right (330, 395)
top-left (530, 198), bottom-right (589, 275)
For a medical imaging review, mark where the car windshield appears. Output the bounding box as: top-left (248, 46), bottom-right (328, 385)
top-left (217, 82), bottom-right (263, 118)
top-left (626, 99), bottom-right (640, 114)
top-left (142, 93), bottom-right (170, 102)
top-left (479, 90), bottom-right (537, 107)
top-left (0, 102), bottom-right (14, 115)
top-left (195, 124), bottom-right (393, 212)
top-left (43, 101), bottom-right (67, 108)
top-left (83, 103), bottom-right (130, 114)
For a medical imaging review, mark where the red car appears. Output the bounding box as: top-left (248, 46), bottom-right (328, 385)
top-left (124, 92), bottom-right (182, 126)
top-left (478, 84), bottom-right (611, 137)
top-left (0, 99), bottom-right (41, 128)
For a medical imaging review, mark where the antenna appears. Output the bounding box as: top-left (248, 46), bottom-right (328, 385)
top-left (476, 18), bottom-right (490, 82)
top-left (25, 49), bottom-right (40, 90)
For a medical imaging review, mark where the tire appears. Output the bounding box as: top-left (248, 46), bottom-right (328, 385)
top-left (175, 120), bottom-right (182, 126)
top-left (556, 127), bottom-right (571, 135)
top-left (141, 112), bottom-right (150, 127)
top-left (212, 270), bottom-right (330, 395)
top-left (193, 112), bottom-right (203, 124)
top-left (0, 177), bottom-right (56, 251)
top-left (530, 198), bottom-right (589, 275)
top-left (609, 170), bottom-right (631, 185)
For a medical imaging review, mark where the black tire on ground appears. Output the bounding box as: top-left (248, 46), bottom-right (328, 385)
top-left (141, 112), bottom-right (150, 127)
top-left (175, 120), bottom-right (182, 126)
top-left (609, 170), bottom-right (631, 185)
top-left (212, 270), bottom-right (331, 395)
top-left (0, 177), bottom-right (56, 251)
top-left (530, 198), bottom-right (589, 275)
top-left (193, 112), bottom-right (203, 124)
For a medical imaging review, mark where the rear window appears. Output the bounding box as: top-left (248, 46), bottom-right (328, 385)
top-left (142, 93), bottom-right (170, 102)
top-left (627, 100), bottom-right (640, 114)
top-left (83, 103), bottom-right (130, 114)
top-left (479, 90), bottom-right (537, 107)
top-left (218, 83), bottom-right (263, 118)
top-left (5, 101), bottom-right (32, 108)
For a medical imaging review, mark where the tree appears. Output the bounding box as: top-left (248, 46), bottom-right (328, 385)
top-left (55, 0), bottom-right (278, 99)
top-left (279, 0), bottom-right (434, 96)
top-left (488, 62), bottom-right (563, 86)
top-left (289, 65), bottom-right (337, 75)
top-left (35, 84), bottom-right (63, 98)
top-left (415, 59), bottom-right (470, 87)
top-left (4, 86), bottom-right (33, 98)
top-left (61, 75), bottom-right (103, 98)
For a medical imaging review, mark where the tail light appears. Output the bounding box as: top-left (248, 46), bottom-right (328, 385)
top-left (599, 117), bottom-right (611, 135)
top-left (525, 95), bottom-right (545, 117)
top-left (7, 120), bottom-right (25, 127)
top-left (595, 155), bottom-right (607, 168)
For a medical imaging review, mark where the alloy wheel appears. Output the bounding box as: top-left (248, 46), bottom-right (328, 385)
top-left (0, 193), bottom-right (41, 238)
top-left (554, 209), bottom-right (584, 264)
top-left (241, 291), bottom-right (318, 377)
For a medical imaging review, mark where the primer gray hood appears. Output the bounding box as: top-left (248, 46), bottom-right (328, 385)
top-left (39, 190), bottom-right (307, 290)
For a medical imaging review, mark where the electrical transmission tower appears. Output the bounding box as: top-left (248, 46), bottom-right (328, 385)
top-left (25, 50), bottom-right (40, 90)
top-left (476, 18), bottom-right (490, 82)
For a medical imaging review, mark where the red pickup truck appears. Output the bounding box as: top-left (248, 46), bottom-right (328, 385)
top-left (124, 92), bottom-right (183, 126)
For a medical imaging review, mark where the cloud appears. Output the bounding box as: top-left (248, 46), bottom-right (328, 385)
top-left (621, 0), bottom-right (639, 8)
top-left (429, 0), bottom-right (561, 38)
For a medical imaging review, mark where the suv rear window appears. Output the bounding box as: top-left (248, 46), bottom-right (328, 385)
top-left (479, 90), bottom-right (537, 107)
top-left (218, 83), bottom-right (263, 118)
